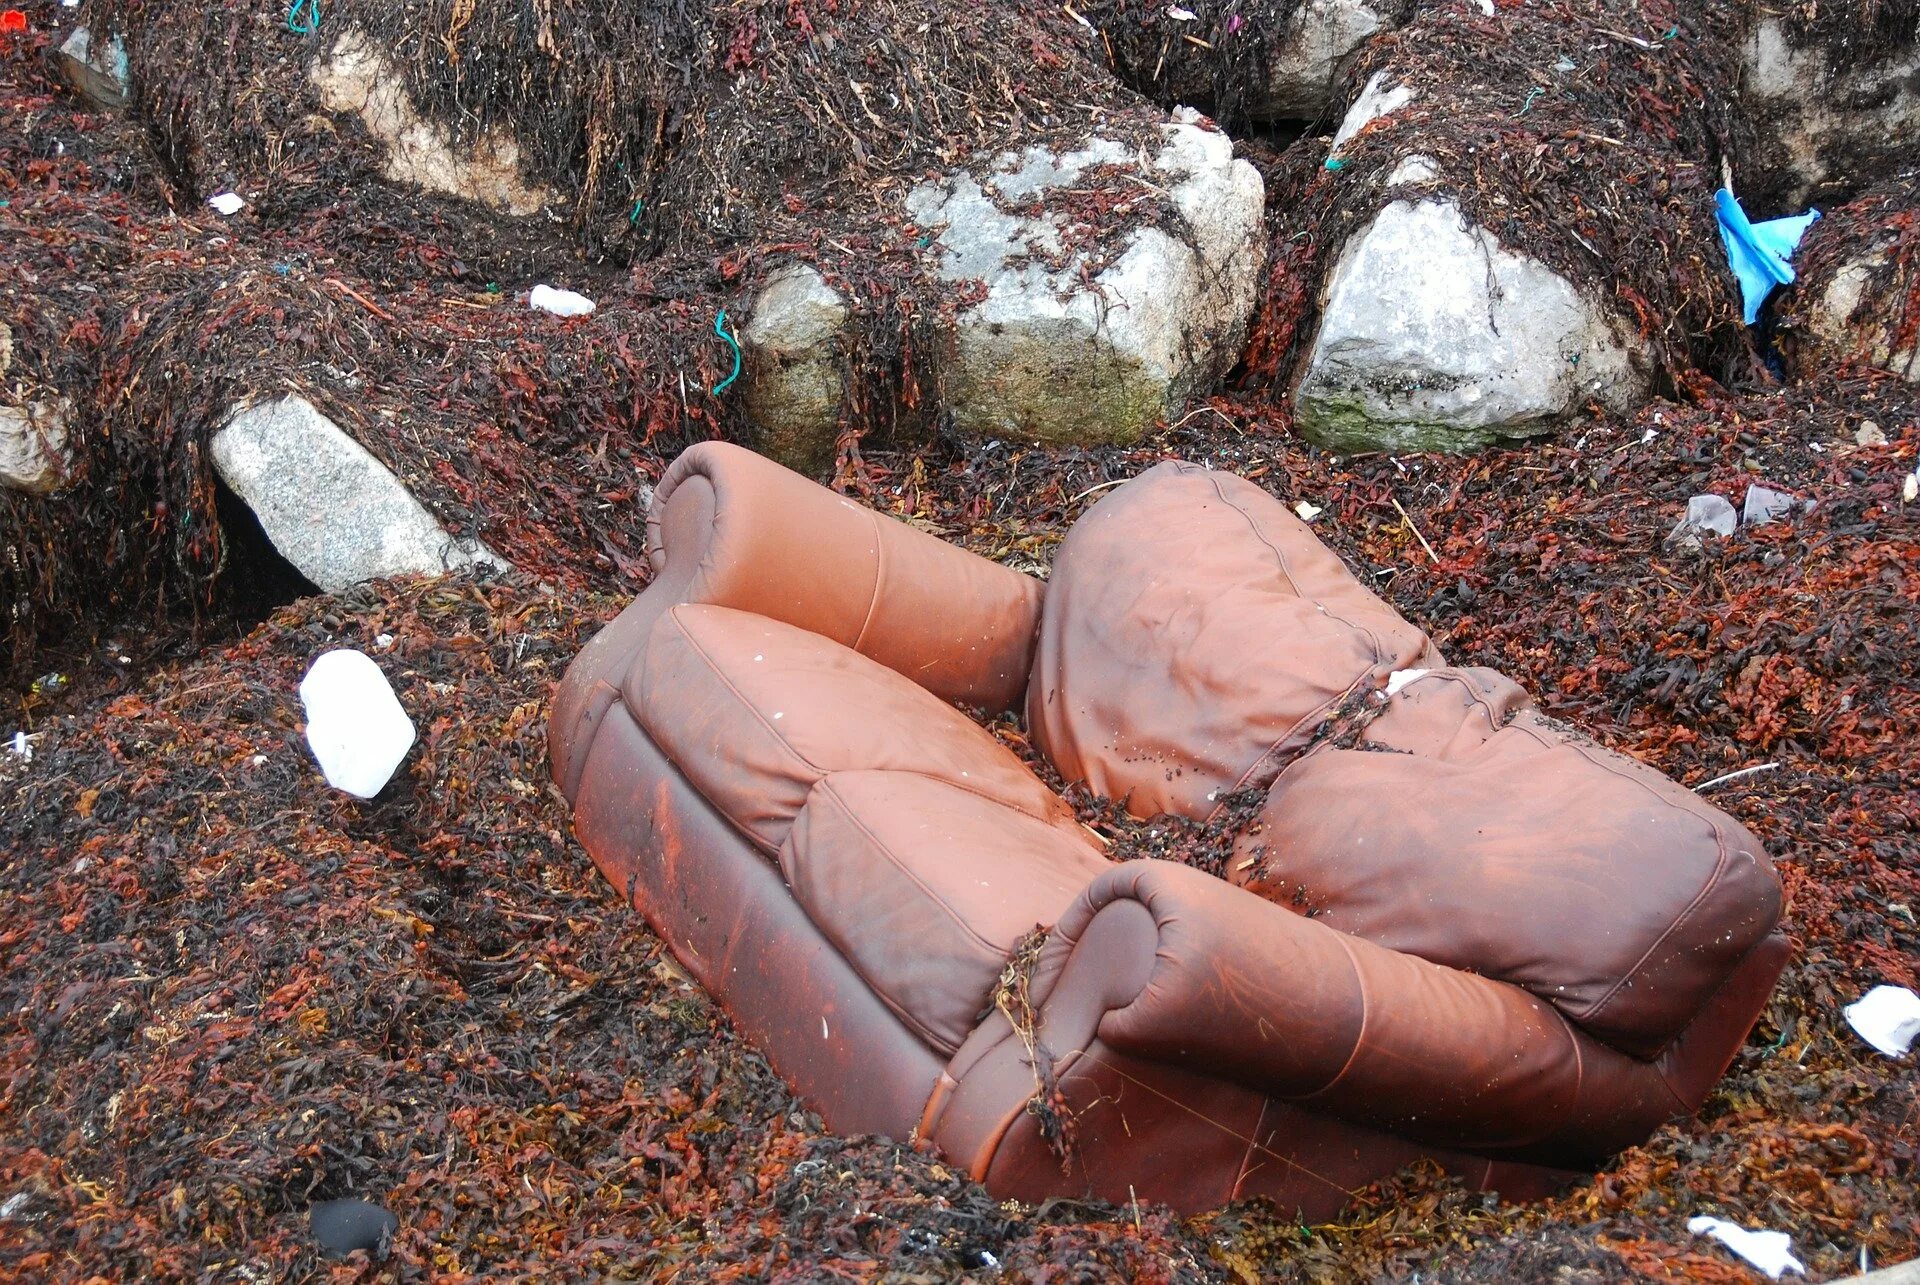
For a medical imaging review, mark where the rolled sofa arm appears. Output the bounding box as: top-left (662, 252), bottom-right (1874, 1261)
top-left (551, 442), bottom-right (1044, 797)
top-left (1051, 861), bottom-right (1701, 1162)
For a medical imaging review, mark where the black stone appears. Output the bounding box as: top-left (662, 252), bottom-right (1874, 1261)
top-left (309, 1198), bottom-right (397, 1260)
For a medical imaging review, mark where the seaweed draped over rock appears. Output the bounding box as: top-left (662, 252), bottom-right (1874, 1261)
top-left (1778, 171), bottom-right (1920, 380)
top-left (89, 0), bottom-right (1128, 259)
top-left (1239, 0), bottom-right (1759, 427)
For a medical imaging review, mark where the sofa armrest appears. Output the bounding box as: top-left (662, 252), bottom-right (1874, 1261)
top-left (649, 442), bottom-right (1042, 707)
top-left (551, 442), bottom-right (1044, 799)
top-left (1048, 861), bottom-right (1696, 1162)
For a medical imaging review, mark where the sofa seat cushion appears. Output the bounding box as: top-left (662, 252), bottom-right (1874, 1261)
top-left (1232, 670), bottom-right (1782, 1058)
top-left (1030, 461), bottom-right (1439, 821)
top-left (630, 604), bottom-right (1073, 854)
top-left (783, 771), bottom-right (1111, 1053)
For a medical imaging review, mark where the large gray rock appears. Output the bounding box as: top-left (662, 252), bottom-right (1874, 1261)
top-left (1267, 1), bottom-right (1398, 118)
top-left (739, 264), bottom-right (851, 471)
top-left (309, 30), bottom-right (550, 216)
top-left (904, 109), bottom-right (1266, 445)
top-left (57, 28), bottom-right (130, 111)
top-left (1296, 199), bottom-right (1648, 453)
top-left (1743, 20), bottom-right (1920, 207)
top-left (210, 396), bottom-right (505, 591)
top-left (1329, 71), bottom-right (1415, 155)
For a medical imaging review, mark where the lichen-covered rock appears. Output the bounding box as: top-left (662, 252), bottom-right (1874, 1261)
top-left (309, 30), bottom-right (550, 216)
top-left (906, 109), bottom-right (1265, 446)
top-left (1742, 20), bottom-right (1920, 208)
top-left (210, 396), bottom-right (507, 591)
top-left (1295, 199), bottom-right (1648, 453)
top-left (739, 265), bottom-right (851, 472)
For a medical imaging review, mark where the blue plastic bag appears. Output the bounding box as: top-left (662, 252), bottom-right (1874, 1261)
top-left (1715, 189), bottom-right (1820, 325)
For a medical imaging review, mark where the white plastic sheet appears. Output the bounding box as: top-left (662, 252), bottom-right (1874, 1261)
top-left (1687, 1217), bottom-right (1805, 1279)
top-left (1845, 984), bottom-right (1920, 1057)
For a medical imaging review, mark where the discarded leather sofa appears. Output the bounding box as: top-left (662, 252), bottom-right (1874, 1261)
top-left (550, 442), bottom-right (1787, 1218)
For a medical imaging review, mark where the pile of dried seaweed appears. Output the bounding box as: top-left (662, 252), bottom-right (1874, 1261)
top-left (6, 368), bottom-right (1914, 1280)
top-left (89, 0), bottom-right (1125, 260)
top-left (1772, 0), bottom-right (1920, 67)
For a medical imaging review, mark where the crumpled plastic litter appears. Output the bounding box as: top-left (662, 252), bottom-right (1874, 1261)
top-left (529, 284), bottom-right (596, 317)
top-left (1715, 189), bottom-right (1820, 325)
top-left (1742, 484), bottom-right (1805, 526)
top-left (299, 649), bottom-right (416, 799)
top-left (1670, 493), bottom-right (1738, 543)
top-left (207, 192), bottom-right (246, 216)
top-left (1687, 1216), bottom-right (1806, 1279)
top-left (1844, 984), bottom-right (1920, 1057)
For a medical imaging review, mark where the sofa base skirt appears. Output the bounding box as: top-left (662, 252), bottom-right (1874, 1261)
top-left (569, 697), bottom-right (946, 1140)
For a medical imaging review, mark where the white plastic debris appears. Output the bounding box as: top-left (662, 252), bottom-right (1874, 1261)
top-left (529, 285), bottom-right (596, 317)
top-left (1844, 984), bottom-right (1920, 1057)
top-left (299, 649), bottom-right (416, 799)
top-left (1385, 669), bottom-right (1431, 698)
top-left (1670, 494), bottom-right (1738, 542)
top-left (1742, 484), bottom-right (1801, 527)
top-left (1293, 500), bottom-right (1323, 522)
top-left (6, 731), bottom-right (29, 762)
top-left (207, 192), bottom-right (246, 216)
top-left (1167, 5), bottom-right (1197, 18)
top-left (1687, 1216), bottom-right (1805, 1279)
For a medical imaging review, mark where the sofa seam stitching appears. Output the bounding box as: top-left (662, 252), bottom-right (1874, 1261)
top-left (850, 508), bottom-right (886, 654)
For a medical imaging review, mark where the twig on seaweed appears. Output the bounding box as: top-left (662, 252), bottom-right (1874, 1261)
top-left (325, 277), bottom-right (396, 324)
top-left (1068, 478), bottom-right (1127, 504)
top-left (1696, 761), bottom-right (1782, 792)
top-left (1391, 496), bottom-right (1440, 564)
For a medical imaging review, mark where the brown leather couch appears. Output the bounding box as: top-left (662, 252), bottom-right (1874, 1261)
top-left (550, 442), bottom-right (1788, 1218)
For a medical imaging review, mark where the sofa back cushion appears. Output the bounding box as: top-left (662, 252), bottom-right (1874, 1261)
top-left (632, 604), bottom-right (1072, 854)
top-left (784, 771), bottom-right (1110, 1054)
top-left (1232, 669), bottom-right (1783, 1058)
top-left (1030, 461), bottom-right (1439, 820)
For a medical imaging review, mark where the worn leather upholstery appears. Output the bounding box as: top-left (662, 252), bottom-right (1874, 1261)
top-left (554, 443), bottom-right (1789, 1218)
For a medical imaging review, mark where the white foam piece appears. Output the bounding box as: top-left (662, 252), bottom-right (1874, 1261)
top-left (299, 649), bottom-right (416, 799)
top-left (529, 284), bottom-right (596, 317)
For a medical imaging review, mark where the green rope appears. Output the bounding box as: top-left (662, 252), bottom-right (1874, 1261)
top-left (711, 310), bottom-right (742, 396)
top-left (287, 0), bottom-right (320, 34)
